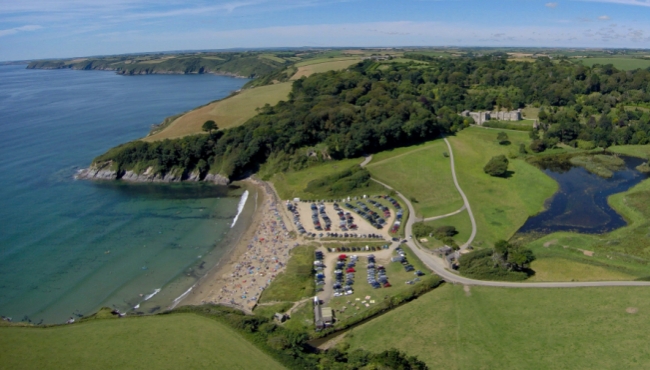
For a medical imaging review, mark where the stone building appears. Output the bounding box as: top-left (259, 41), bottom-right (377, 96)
top-left (461, 109), bottom-right (522, 125)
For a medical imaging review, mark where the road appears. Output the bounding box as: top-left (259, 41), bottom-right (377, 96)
top-left (367, 140), bottom-right (650, 288)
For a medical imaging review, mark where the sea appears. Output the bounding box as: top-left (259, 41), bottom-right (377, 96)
top-left (0, 65), bottom-right (252, 324)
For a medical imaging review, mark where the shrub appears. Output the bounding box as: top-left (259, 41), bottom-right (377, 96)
top-left (530, 139), bottom-right (546, 153)
top-left (483, 155), bottom-right (509, 177)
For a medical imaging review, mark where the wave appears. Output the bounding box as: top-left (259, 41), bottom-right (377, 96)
top-left (143, 288), bottom-right (161, 301)
top-left (168, 287), bottom-right (193, 310)
top-left (231, 190), bottom-right (249, 228)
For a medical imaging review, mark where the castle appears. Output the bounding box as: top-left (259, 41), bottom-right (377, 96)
top-left (461, 109), bottom-right (522, 125)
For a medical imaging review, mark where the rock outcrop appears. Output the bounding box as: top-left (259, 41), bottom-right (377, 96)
top-left (75, 162), bottom-right (231, 185)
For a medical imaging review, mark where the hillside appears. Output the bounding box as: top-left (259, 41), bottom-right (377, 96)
top-left (26, 52), bottom-right (291, 78)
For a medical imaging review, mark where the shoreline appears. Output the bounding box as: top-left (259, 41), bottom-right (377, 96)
top-left (177, 177), bottom-right (297, 313)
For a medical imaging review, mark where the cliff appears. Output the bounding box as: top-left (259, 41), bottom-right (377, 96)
top-left (75, 161), bottom-right (230, 185)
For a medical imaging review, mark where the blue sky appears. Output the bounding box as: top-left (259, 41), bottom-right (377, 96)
top-left (1, 0), bottom-right (650, 61)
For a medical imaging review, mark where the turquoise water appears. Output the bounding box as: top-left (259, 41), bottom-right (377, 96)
top-left (0, 65), bottom-right (249, 324)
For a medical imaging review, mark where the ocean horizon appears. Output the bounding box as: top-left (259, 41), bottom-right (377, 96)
top-left (0, 65), bottom-right (250, 324)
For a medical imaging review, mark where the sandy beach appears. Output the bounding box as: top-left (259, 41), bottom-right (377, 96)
top-left (179, 178), bottom-right (298, 313)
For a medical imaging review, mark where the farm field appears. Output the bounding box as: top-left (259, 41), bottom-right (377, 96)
top-left (366, 140), bottom-right (464, 218)
top-left (346, 283), bottom-right (650, 369)
top-left (291, 58), bottom-right (361, 80)
top-left (449, 127), bottom-right (558, 247)
top-left (576, 57), bottom-right (650, 70)
top-left (144, 82), bottom-right (292, 141)
top-left (0, 313), bottom-right (286, 370)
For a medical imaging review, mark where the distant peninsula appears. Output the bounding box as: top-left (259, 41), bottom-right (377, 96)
top-left (26, 51), bottom-right (292, 78)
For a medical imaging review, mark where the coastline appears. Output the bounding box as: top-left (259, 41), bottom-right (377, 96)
top-left (177, 177), bottom-right (297, 313)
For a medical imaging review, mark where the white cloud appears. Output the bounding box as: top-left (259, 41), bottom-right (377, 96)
top-left (0, 24), bottom-right (42, 37)
top-left (545, 2), bottom-right (559, 8)
top-left (598, 15), bottom-right (611, 20)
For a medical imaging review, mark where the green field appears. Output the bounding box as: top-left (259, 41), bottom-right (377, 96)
top-left (527, 258), bottom-right (636, 282)
top-left (577, 57), bottom-right (650, 70)
top-left (0, 314), bottom-right (285, 370)
top-left (258, 246), bottom-right (316, 303)
top-left (291, 58), bottom-right (361, 79)
top-left (346, 283), bottom-right (650, 369)
top-left (145, 82), bottom-right (292, 141)
top-left (450, 127), bottom-right (558, 247)
top-left (417, 211), bottom-right (473, 249)
top-left (270, 157), bottom-right (386, 200)
top-left (609, 145), bottom-right (650, 159)
top-left (367, 140), bottom-right (464, 218)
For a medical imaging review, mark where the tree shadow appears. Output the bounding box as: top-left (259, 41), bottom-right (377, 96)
top-left (502, 170), bottom-right (515, 178)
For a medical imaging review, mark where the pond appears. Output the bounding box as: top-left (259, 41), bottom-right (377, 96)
top-left (517, 155), bottom-right (649, 235)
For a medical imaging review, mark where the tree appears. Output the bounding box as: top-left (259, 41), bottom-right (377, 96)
top-left (518, 143), bottom-right (527, 154)
top-left (202, 120), bottom-right (218, 134)
top-left (530, 139), bottom-right (546, 153)
top-left (483, 155), bottom-right (509, 177)
top-left (497, 131), bottom-right (509, 145)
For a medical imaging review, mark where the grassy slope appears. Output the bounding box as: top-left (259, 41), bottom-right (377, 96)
top-left (450, 127), bottom-right (558, 248)
top-left (367, 140), bottom-right (464, 218)
top-left (609, 145), bottom-right (650, 159)
top-left (578, 57), bottom-right (650, 70)
top-left (0, 314), bottom-right (285, 370)
top-left (258, 246), bottom-right (316, 303)
top-left (418, 211), bottom-right (473, 249)
top-left (346, 283), bottom-right (650, 369)
top-left (291, 59), bottom-right (361, 80)
top-left (270, 158), bottom-right (385, 200)
top-left (144, 82), bottom-right (292, 141)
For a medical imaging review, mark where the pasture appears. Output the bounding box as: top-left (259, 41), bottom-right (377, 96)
top-left (449, 127), bottom-right (557, 247)
top-left (144, 82), bottom-right (292, 141)
top-left (346, 283), bottom-right (650, 369)
top-left (366, 140), bottom-right (464, 218)
top-left (577, 57), bottom-right (650, 70)
top-left (291, 58), bottom-right (361, 80)
top-left (0, 313), bottom-right (286, 370)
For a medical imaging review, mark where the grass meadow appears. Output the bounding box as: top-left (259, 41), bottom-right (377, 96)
top-left (346, 283), bottom-right (650, 369)
top-left (291, 58), bottom-right (361, 80)
top-left (258, 246), bottom-right (316, 303)
top-left (449, 127), bottom-right (557, 247)
top-left (270, 157), bottom-right (386, 200)
top-left (144, 82), bottom-right (292, 141)
top-left (609, 145), bottom-right (650, 159)
top-left (366, 139), bottom-right (464, 218)
top-left (0, 314), bottom-right (285, 370)
top-left (577, 57), bottom-right (650, 70)
top-left (418, 210), bottom-right (473, 249)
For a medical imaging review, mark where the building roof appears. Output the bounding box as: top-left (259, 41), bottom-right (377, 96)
top-left (321, 307), bottom-right (333, 321)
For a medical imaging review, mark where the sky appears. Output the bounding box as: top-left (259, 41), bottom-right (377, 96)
top-left (1, 0), bottom-right (650, 61)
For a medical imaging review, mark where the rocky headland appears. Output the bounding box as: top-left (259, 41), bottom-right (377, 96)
top-left (75, 161), bottom-right (230, 185)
